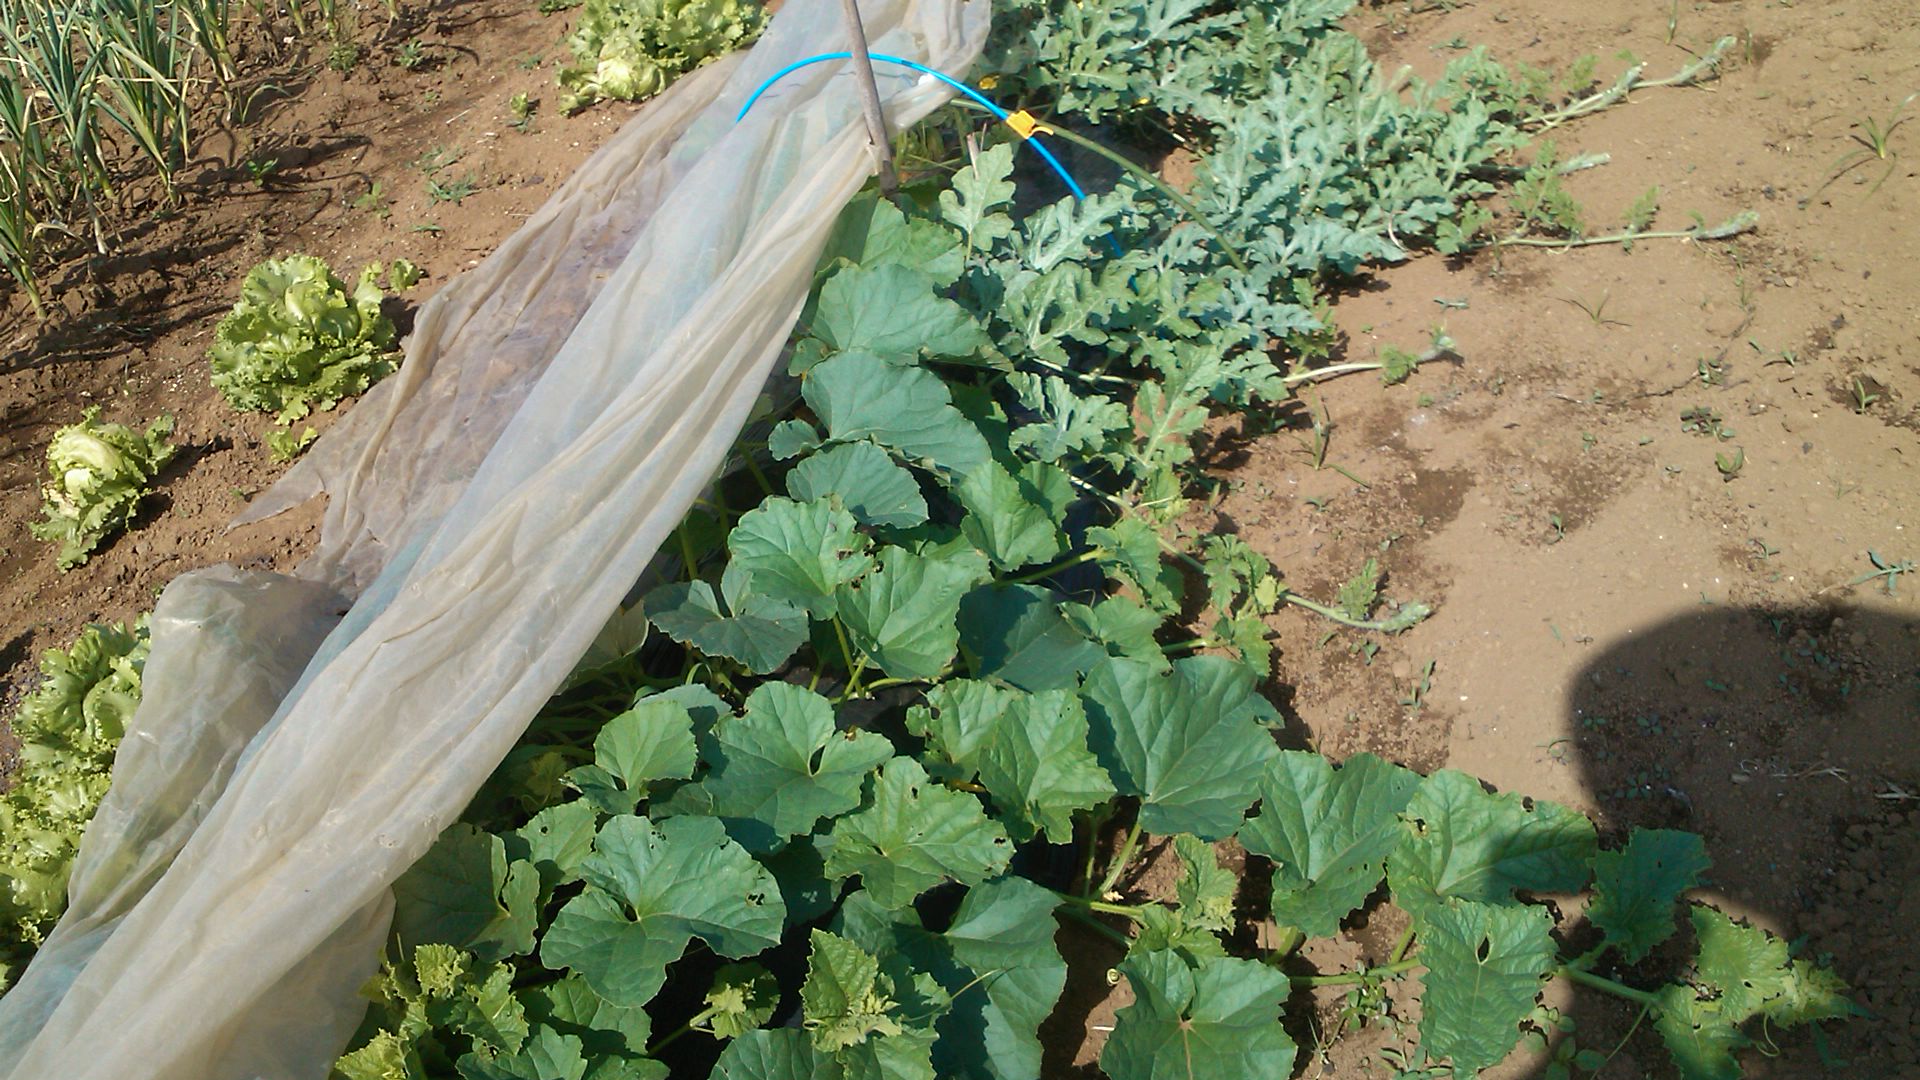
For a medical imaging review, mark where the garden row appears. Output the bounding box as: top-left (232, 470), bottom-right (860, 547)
top-left (0, 3), bottom-right (1846, 1080)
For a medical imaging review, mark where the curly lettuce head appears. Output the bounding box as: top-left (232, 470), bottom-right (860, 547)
top-left (29, 409), bottom-right (176, 571)
top-left (557, 0), bottom-right (763, 113)
top-left (0, 619), bottom-right (148, 979)
top-left (208, 253), bottom-right (399, 423)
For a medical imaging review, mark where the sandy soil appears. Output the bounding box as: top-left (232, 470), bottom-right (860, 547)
top-left (1, 1), bottom-right (1914, 1078)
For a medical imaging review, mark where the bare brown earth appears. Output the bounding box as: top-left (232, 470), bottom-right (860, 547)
top-left (0, 0), bottom-right (629, 712)
top-left (2, 1), bottom-right (1916, 1079)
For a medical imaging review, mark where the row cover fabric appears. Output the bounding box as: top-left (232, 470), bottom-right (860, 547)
top-left (0, 1), bottom-right (988, 1076)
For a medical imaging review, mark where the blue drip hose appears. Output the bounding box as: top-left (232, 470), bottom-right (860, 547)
top-left (735, 50), bottom-right (1092, 204)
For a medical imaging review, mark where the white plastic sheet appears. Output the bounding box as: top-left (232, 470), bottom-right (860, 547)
top-left (0, 2), bottom-right (987, 1075)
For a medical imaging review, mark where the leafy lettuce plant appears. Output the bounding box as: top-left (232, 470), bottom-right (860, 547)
top-left (29, 408), bottom-right (177, 570)
top-left (209, 254), bottom-right (399, 424)
top-left (0, 618), bottom-right (149, 991)
top-left (556, 0), bottom-right (764, 114)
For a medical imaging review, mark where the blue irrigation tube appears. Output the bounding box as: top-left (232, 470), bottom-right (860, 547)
top-left (735, 50), bottom-right (1092, 204)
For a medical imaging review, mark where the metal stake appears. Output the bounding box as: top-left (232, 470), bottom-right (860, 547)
top-left (837, 0), bottom-right (899, 195)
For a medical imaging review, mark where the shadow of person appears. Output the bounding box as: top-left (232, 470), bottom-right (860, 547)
top-left (1526, 601), bottom-right (1919, 1078)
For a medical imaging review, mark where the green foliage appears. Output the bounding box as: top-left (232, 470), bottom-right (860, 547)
top-left (29, 407), bottom-right (176, 569)
top-left (556, 0), bottom-right (763, 113)
top-left (0, 619), bottom-right (149, 989)
top-left (209, 254), bottom-right (399, 423)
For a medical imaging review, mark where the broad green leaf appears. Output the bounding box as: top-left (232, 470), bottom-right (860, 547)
top-left (824, 757), bottom-right (1012, 906)
top-left (767, 419), bottom-right (821, 461)
top-left (938, 142), bottom-right (1016, 253)
top-left (786, 442), bottom-right (929, 529)
top-left (522, 976), bottom-right (652, 1060)
top-left (956, 462), bottom-right (1063, 572)
top-left (1690, 905), bottom-right (1788, 1022)
top-left (804, 353), bottom-right (991, 477)
top-left (506, 800), bottom-right (597, 897)
top-left (644, 575), bottom-right (807, 675)
top-left (1417, 899), bottom-right (1555, 1073)
top-left (803, 930), bottom-right (903, 1052)
top-left (837, 545), bottom-right (990, 681)
top-left (594, 698), bottom-right (697, 796)
top-left (710, 1029), bottom-right (844, 1080)
top-left (940, 879), bottom-right (1067, 1079)
top-left (727, 497), bottom-right (872, 619)
top-left (704, 963), bottom-right (781, 1038)
top-left (1761, 958), bottom-right (1856, 1025)
top-left (811, 264), bottom-right (987, 363)
top-left (391, 825), bottom-right (540, 963)
top-left (820, 192), bottom-right (963, 286)
top-left (581, 1058), bottom-right (668, 1080)
top-left (1388, 770), bottom-right (1597, 922)
top-left (1654, 985), bottom-right (1746, 1080)
top-left (1102, 951), bottom-right (1296, 1080)
top-left (1081, 656), bottom-right (1280, 839)
top-left (700, 682), bottom-right (893, 851)
top-left (1239, 751), bottom-right (1421, 938)
top-left (956, 584), bottom-right (1104, 692)
top-left (456, 1025), bottom-right (587, 1080)
top-left (1588, 829), bottom-right (1711, 963)
top-left (973, 689), bottom-right (1116, 843)
top-left (540, 815), bottom-right (785, 1006)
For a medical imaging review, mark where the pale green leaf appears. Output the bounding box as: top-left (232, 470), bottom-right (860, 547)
top-left (786, 442), bottom-right (928, 529)
top-left (956, 462), bottom-right (1063, 572)
top-left (804, 353), bottom-right (991, 477)
top-left (811, 264), bottom-right (987, 363)
top-left (726, 496), bottom-right (872, 620)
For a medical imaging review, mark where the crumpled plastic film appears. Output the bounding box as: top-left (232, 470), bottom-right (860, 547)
top-left (0, 1), bottom-right (988, 1076)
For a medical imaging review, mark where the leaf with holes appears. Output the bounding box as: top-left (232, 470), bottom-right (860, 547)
top-left (1588, 829), bottom-right (1711, 963)
top-left (1387, 769), bottom-right (1596, 922)
top-left (1417, 899), bottom-right (1556, 1073)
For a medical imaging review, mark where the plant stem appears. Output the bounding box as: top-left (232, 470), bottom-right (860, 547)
top-left (1280, 360), bottom-right (1392, 385)
top-left (1005, 547), bottom-right (1105, 585)
top-left (1289, 957), bottom-right (1422, 988)
top-left (1557, 964), bottom-right (1664, 1009)
top-left (1388, 925), bottom-right (1417, 965)
top-left (1092, 818), bottom-right (1144, 899)
top-left (1058, 902), bottom-right (1134, 949)
top-left (647, 1004), bottom-right (720, 1055)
